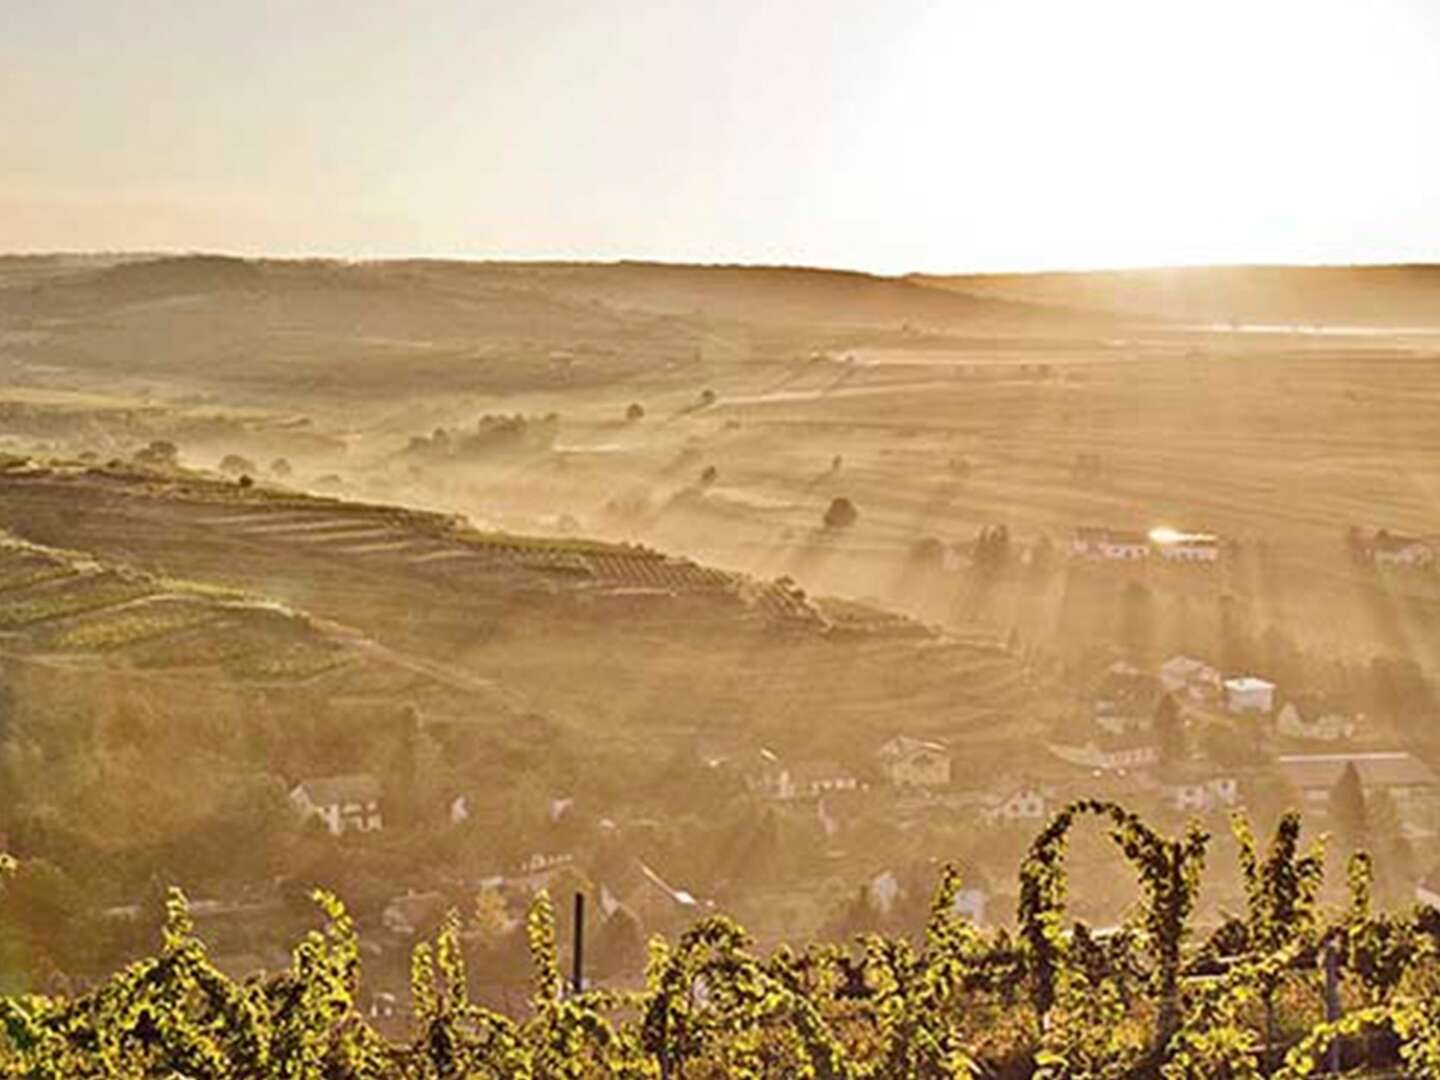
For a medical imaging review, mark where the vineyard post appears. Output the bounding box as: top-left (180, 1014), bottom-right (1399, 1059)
top-left (572, 891), bottom-right (585, 996)
top-left (1323, 936), bottom-right (1341, 1074)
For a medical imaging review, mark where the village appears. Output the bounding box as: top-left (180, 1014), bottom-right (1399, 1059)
top-left (223, 516), bottom-right (1440, 1021)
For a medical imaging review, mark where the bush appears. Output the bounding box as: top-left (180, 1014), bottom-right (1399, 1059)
top-left (2, 807), bottom-right (1436, 1077)
top-left (823, 497), bottom-right (858, 529)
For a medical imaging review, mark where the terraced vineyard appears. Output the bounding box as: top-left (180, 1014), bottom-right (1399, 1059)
top-left (0, 531), bottom-right (351, 683)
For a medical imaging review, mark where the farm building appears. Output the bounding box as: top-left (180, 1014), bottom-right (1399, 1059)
top-left (877, 735), bottom-right (951, 787)
top-left (1072, 526), bottom-right (1150, 561)
top-left (1224, 676), bottom-right (1277, 714)
top-left (289, 773), bottom-right (383, 836)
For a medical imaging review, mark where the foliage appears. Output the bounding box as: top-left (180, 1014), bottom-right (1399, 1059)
top-left (823, 498), bottom-right (858, 529)
top-left (5, 801), bottom-right (1440, 1077)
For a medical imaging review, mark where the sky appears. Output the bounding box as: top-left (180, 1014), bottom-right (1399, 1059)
top-left (2, 0), bottom-right (1438, 274)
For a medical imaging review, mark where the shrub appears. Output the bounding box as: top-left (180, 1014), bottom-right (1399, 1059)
top-left (823, 497), bottom-right (858, 529)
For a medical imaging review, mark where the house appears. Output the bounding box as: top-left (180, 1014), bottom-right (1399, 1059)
top-left (1159, 769), bottom-right (1240, 814)
top-left (1093, 662), bottom-right (1165, 733)
top-left (1048, 731), bottom-right (1160, 771)
top-left (980, 784), bottom-right (1051, 825)
top-left (600, 859), bottom-right (702, 928)
top-left (1370, 532), bottom-right (1435, 568)
top-left (867, 861), bottom-right (989, 925)
top-left (1072, 526), bottom-right (1150, 561)
top-left (877, 735), bottom-right (952, 787)
top-left (789, 760), bottom-right (862, 799)
top-left (289, 773), bottom-right (383, 836)
top-left (1224, 676), bottom-right (1277, 715)
top-left (748, 748), bottom-right (793, 800)
top-left (1159, 656), bottom-right (1223, 703)
top-left (1275, 696), bottom-right (1357, 743)
top-left (1151, 530), bottom-right (1221, 563)
top-left (1276, 752), bottom-right (1440, 835)
top-left (747, 751), bottom-right (861, 800)
top-left (864, 869), bottom-right (990, 927)
top-left (507, 852), bottom-right (575, 891)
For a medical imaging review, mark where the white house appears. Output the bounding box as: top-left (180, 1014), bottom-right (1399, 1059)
top-left (1161, 773), bottom-right (1240, 814)
top-left (867, 868), bottom-right (989, 925)
top-left (290, 773), bottom-right (383, 836)
top-left (1371, 533), bottom-right (1435, 568)
top-left (1224, 676), bottom-right (1277, 715)
top-left (1276, 700), bottom-right (1357, 743)
top-left (1151, 531), bottom-right (1221, 563)
top-left (1072, 526), bottom-right (1150, 561)
top-left (981, 785), bottom-right (1051, 825)
top-left (877, 735), bottom-right (952, 787)
top-left (1159, 656), bottom-right (1223, 702)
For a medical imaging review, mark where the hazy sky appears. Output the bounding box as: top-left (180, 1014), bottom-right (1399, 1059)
top-left (3, 0), bottom-right (1438, 273)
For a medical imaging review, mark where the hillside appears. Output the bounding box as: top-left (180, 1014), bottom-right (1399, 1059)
top-left (0, 460), bottom-right (1035, 768)
top-left (0, 255), bottom-right (1095, 409)
top-left (912, 263), bottom-right (1440, 328)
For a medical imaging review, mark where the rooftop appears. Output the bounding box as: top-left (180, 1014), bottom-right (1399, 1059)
top-left (1276, 752), bottom-right (1440, 791)
top-left (293, 772), bottom-right (381, 806)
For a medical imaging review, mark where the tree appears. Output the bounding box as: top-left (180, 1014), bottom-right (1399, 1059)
top-left (823, 497), bottom-right (858, 529)
top-left (974, 524), bottom-right (1010, 571)
top-left (1329, 760), bottom-right (1369, 852)
top-left (384, 705), bottom-right (422, 828)
top-left (699, 465), bottom-right (718, 487)
top-left (625, 402), bottom-right (645, 421)
top-left (218, 453), bottom-right (256, 476)
top-left (1120, 581), bottom-right (1155, 661)
top-left (471, 887), bottom-right (512, 952)
top-left (270, 457), bottom-right (292, 478)
top-left (1155, 692), bottom-right (1186, 764)
top-left (133, 440), bottom-right (179, 468)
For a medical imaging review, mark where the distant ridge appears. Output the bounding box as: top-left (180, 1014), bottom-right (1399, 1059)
top-left (910, 263), bottom-right (1440, 327)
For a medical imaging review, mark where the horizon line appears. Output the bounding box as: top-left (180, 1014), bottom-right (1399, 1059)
top-left (2, 247), bottom-right (1439, 281)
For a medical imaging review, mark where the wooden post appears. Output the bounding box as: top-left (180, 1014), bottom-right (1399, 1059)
top-left (1323, 937), bottom-right (1342, 1074)
top-left (572, 891), bottom-right (585, 997)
